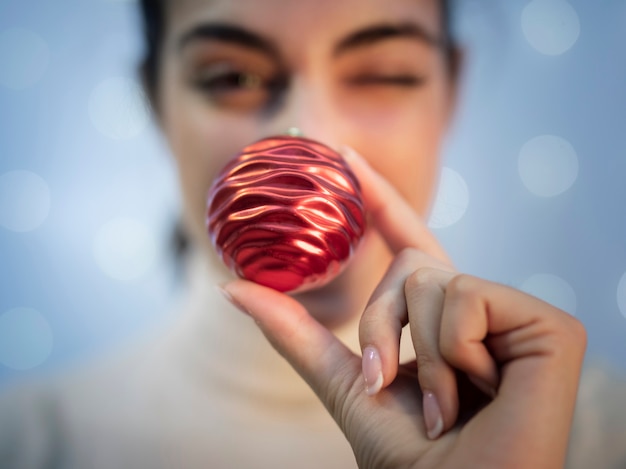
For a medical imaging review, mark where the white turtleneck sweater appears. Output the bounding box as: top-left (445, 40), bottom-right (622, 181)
top-left (0, 253), bottom-right (625, 469)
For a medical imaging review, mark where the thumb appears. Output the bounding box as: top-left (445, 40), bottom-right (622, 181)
top-left (221, 280), bottom-right (362, 415)
top-left (340, 145), bottom-right (452, 267)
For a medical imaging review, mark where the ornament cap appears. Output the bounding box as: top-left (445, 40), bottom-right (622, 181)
top-left (285, 127), bottom-right (304, 137)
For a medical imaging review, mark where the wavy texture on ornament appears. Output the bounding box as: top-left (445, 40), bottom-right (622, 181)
top-left (207, 136), bottom-right (366, 293)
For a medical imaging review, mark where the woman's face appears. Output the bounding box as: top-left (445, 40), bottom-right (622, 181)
top-left (156, 0), bottom-right (457, 282)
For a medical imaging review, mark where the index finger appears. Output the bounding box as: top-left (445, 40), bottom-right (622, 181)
top-left (340, 145), bottom-right (452, 266)
top-left (222, 280), bottom-right (363, 414)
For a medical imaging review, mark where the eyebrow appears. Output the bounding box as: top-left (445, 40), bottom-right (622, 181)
top-left (178, 23), bottom-right (280, 60)
top-left (178, 21), bottom-right (443, 60)
top-left (334, 22), bottom-right (445, 57)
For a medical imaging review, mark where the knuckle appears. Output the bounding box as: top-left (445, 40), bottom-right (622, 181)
top-left (404, 267), bottom-right (443, 297)
top-left (360, 302), bottom-right (399, 333)
top-left (537, 309), bottom-right (587, 360)
top-left (359, 311), bottom-right (381, 332)
top-left (323, 361), bottom-right (362, 425)
top-left (569, 316), bottom-right (587, 343)
top-left (446, 273), bottom-right (480, 299)
top-left (560, 314), bottom-right (588, 350)
top-left (416, 363), bottom-right (440, 389)
top-left (358, 313), bottom-right (384, 341)
top-left (360, 305), bottom-right (382, 325)
top-left (415, 349), bottom-right (440, 376)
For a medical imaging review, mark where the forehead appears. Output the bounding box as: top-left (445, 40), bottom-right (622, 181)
top-left (164, 0), bottom-right (443, 48)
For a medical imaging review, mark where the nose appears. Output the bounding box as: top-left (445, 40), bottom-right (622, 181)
top-left (260, 77), bottom-right (343, 149)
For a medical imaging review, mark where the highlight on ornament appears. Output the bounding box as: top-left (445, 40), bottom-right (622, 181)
top-left (206, 135), bottom-right (366, 293)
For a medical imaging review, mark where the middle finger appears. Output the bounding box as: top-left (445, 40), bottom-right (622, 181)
top-left (405, 266), bottom-right (458, 439)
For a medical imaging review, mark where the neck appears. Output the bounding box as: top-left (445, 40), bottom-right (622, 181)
top-left (171, 230), bottom-right (391, 409)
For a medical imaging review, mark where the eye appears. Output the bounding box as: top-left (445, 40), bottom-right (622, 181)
top-left (191, 65), bottom-right (284, 111)
top-left (195, 70), bottom-right (263, 92)
top-left (346, 75), bottom-right (427, 87)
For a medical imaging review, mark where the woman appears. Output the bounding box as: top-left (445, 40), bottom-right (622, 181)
top-left (0, 0), bottom-right (607, 467)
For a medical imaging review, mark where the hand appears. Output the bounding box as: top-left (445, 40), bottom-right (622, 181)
top-left (221, 147), bottom-right (587, 469)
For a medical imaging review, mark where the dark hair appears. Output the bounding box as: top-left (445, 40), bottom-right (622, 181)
top-left (139, 0), bottom-right (164, 109)
top-left (440, 0), bottom-right (457, 69)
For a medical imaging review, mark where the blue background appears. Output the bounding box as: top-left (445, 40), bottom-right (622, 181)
top-left (0, 0), bottom-right (625, 386)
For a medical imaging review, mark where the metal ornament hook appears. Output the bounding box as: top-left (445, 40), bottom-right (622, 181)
top-left (285, 127), bottom-right (304, 137)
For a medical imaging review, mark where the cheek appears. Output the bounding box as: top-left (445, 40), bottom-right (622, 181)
top-left (343, 89), bottom-right (448, 216)
top-left (365, 134), bottom-right (441, 218)
top-left (160, 79), bottom-right (259, 241)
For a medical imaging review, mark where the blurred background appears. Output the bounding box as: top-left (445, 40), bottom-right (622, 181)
top-left (0, 0), bottom-right (625, 388)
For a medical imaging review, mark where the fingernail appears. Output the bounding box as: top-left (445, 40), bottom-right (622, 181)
top-left (423, 391), bottom-right (444, 439)
top-left (215, 285), bottom-right (249, 316)
top-left (362, 346), bottom-right (383, 396)
top-left (468, 375), bottom-right (497, 399)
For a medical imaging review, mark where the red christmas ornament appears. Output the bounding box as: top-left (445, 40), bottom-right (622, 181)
top-left (206, 135), bottom-right (366, 293)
